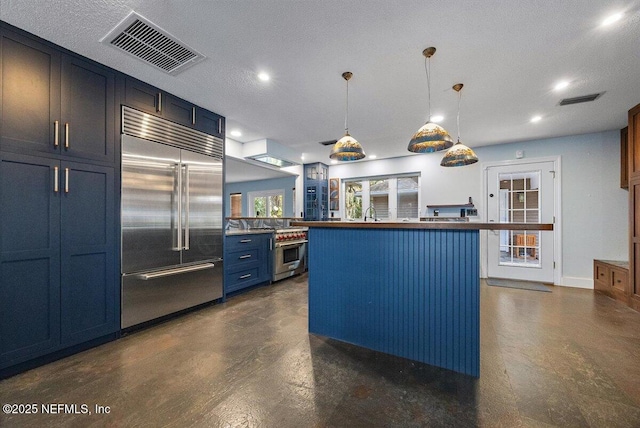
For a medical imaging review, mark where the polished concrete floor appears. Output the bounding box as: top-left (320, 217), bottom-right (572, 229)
top-left (2, 275), bottom-right (640, 427)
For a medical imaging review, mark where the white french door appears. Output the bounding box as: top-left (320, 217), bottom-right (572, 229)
top-left (486, 160), bottom-right (556, 283)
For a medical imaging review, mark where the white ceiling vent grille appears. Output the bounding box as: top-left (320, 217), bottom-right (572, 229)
top-left (101, 11), bottom-right (205, 75)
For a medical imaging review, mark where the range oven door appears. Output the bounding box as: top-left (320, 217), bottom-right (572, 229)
top-left (274, 241), bottom-right (307, 280)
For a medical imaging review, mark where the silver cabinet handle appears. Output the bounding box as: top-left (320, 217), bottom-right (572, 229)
top-left (157, 92), bottom-right (162, 112)
top-left (64, 168), bottom-right (69, 193)
top-left (184, 164), bottom-right (190, 250)
top-left (240, 239), bottom-right (252, 243)
top-left (54, 121), bottom-right (59, 147)
top-left (239, 273), bottom-right (252, 279)
top-left (137, 263), bottom-right (215, 280)
top-left (64, 123), bottom-right (69, 149)
top-left (54, 166), bottom-right (59, 192)
top-left (218, 118), bottom-right (221, 134)
top-left (239, 254), bottom-right (252, 259)
top-left (191, 107), bottom-right (196, 125)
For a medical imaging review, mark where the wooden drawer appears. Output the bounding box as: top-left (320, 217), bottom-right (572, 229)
top-left (594, 261), bottom-right (611, 295)
top-left (594, 260), bottom-right (629, 303)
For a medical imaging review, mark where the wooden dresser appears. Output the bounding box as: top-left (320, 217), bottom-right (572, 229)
top-left (594, 260), bottom-right (629, 304)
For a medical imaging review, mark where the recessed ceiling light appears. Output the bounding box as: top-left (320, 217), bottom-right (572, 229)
top-left (258, 72), bottom-right (270, 82)
top-left (531, 115), bottom-right (542, 123)
top-left (431, 115), bottom-right (444, 123)
top-left (300, 154), bottom-right (305, 160)
top-left (602, 12), bottom-right (623, 26)
top-left (369, 155), bottom-right (377, 159)
top-left (330, 160), bottom-right (338, 165)
top-left (229, 130), bottom-right (242, 137)
top-left (554, 81), bottom-right (569, 91)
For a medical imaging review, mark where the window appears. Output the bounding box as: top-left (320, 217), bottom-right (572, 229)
top-left (344, 174), bottom-right (420, 221)
top-left (248, 190), bottom-right (284, 217)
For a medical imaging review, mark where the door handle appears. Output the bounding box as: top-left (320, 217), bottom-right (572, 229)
top-left (184, 164), bottom-right (190, 250)
top-left (175, 163), bottom-right (183, 251)
top-left (64, 123), bottom-right (69, 149)
top-left (191, 107), bottom-right (196, 125)
top-left (54, 166), bottom-right (59, 192)
top-left (64, 168), bottom-right (69, 193)
top-left (54, 121), bottom-right (59, 148)
top-left (157, 92), bottom-right (162, 112)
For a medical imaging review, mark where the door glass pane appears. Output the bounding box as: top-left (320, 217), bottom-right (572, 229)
top-left (345, 181), bottom-right (362, 220)
top-left (269, 194), bottom-right (283, 217)
top-left (369, 179), bottom-right (389, 220)
top-left (254, 196), bottom-right (267, 217)
top-left (397, 176), bottom-right (419, 219)
top-left (498, 172), bottom-right (541, 267)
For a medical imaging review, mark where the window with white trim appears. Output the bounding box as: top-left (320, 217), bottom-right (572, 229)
top-left (248, 189), bottom-right (284, 217)
top-left (343, 174), bottom-right (420, 221)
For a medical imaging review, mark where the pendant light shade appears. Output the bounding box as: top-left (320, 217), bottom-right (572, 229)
top-left (408, 47), bottom-right (453, 153)
top-left (330, 72), bottom-right (365, 161)
top-left (441, 83), bottom-right (479, 167)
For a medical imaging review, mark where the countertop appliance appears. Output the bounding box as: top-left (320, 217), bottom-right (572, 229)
top-left (273, 227), bottom-right (307, 281)
top-left (121, 107), bottom-right (224, 329)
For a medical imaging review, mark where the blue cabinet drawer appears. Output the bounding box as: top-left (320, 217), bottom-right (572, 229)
top-left (225, 267), bottom-right (260, 292)
top-left (227, 248), bottom-right (260, 266)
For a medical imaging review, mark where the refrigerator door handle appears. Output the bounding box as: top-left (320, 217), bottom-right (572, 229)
top-left (184, 164), bottom-right (190, 250)
top-left (136, 262), bottom-right (215, 280)
top-left (173, 163), bottom-right (183, 251)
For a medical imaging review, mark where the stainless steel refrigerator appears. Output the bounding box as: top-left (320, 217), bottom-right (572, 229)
top-left (121, 107), bottom-right (223, 328)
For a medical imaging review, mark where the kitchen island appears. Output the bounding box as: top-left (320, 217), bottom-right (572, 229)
top-left (292, 221), bottom-right (553, 377)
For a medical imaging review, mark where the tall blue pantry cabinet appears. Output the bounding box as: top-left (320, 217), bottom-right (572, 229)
top-left (0, 25), bottom-right (120, 375)
top-left (303, 162), bottom-right (329, 221)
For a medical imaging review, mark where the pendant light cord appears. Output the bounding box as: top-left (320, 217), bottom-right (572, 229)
top-left (424, 57), bottom-right (431, 121)
top-left (345, 78), bottom-right (349, 134)
top-left (456, 88), bottom-right (461, 142)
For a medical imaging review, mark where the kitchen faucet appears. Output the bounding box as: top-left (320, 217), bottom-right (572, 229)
top-left (363, 206), bottom-right (378, 222)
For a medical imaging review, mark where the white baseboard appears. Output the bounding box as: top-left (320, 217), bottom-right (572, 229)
top-left (558, 276), bottom-right (593, 289)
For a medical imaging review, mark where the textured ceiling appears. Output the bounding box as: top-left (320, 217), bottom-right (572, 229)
top-left (2, 0), bottom-right (639, 165)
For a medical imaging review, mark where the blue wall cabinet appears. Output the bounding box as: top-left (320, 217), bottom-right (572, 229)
top-left (224, 233), bottom-right (272, 294)
top-left (0, 153), bottom-right (61, 366)
top-left (0, 28), bottom-right (116, 164)
top-left (0, 156), bottom-right (118, 370)
top-left (304, 163), bottom-right (328, 221)
top-left (124, 76), bottom-right (224, 138)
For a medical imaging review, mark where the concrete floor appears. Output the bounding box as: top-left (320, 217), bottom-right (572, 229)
top-left (1, 275), bottom-right (640, 427)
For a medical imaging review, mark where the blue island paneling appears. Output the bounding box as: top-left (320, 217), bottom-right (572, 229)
top-left (308, 227), bottom-right (479, 377)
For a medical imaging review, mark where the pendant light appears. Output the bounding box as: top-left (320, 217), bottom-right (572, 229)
top-left (440, 83), bottom-right (479, 167)
top-left (408, 47), bottom-right (453, 153)
top-left (330, 72), bottom-right (365, 161)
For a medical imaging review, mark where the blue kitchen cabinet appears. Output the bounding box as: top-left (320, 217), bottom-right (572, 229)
top-left (0, 27), bottom-right (116, 165)
top-left (124, 76), bottom-right (224, 138)
top-left (224, 233), bottom-right (272, 295)
top-left (0, 155), bottom-right (118, 370)
top-left (0, 153), bottom-right (61, 367)
top-left (304, 163), bottom-right (328, 221)
top-left (60, 162), bottom-right (117, 347)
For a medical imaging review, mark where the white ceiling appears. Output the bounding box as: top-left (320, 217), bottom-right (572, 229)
top-left (225, 157), bottom-right (296, 183)
top-left (2, 1), bottom-right (639, 164)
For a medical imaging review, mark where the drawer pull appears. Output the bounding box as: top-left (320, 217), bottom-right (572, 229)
top-left (616, 279), bottom-right (621, 283)
top-left (239, 254), bottom-right (252, 259)
top-left (240, 239), bottom-right (252, 243)
top-left (239, 273), bottom-right (252, 279)
top-left (600, 273), bottom-right (605, 276)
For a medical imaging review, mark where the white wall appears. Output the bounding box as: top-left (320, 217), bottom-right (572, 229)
top-left (327, 130), bottom-right (628, 288)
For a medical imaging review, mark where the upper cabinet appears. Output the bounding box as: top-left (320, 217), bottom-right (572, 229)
top-left (0, 29), bottom-right (116, 164)
top-left (124, 76), bottom-right (224, 138)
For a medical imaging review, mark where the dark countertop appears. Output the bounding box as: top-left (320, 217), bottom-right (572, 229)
top-left (291, 221), bottom-right (554, 231)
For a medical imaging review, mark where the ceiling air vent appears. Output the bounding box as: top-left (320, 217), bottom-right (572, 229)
top-left (559, 93), bottom-right (603, 106)
top-left (101, 11), bottom-right (205, 75)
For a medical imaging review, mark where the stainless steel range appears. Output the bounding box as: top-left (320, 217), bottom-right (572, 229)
top-left (273, 228), bottom-right (308, 281)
